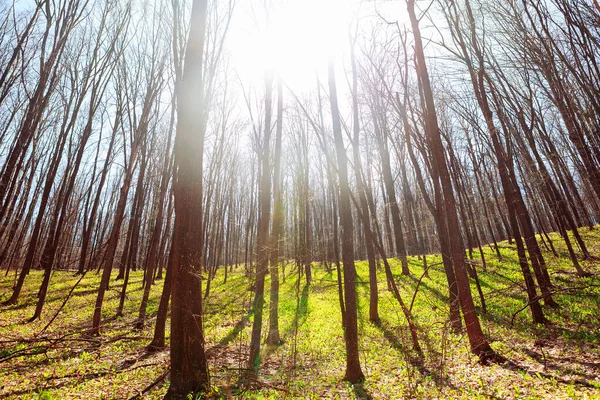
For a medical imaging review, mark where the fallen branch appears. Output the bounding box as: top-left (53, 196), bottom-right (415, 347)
top-left (510, 284), bottom-right (600, 326)
top-left (409, 262), bottom-right (433, 313)
top-left (37, 273), bottom-right (87, 337)
top-left (128, 368), bottom-right (170, 399)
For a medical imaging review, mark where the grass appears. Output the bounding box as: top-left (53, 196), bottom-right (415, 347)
top-left (0, 229), bottom-right (599, 399)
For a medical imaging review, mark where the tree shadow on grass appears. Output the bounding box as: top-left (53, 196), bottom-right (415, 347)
top-left (522, 348), bottom-right (600, 382)
top-left (262, 282), bottom-right (310, 366)
top-left (210, 279), bottom-right (311, 363)
top-left (285, 282), bottom-right (310, 336)
top-left (208, 309), bottom-right (253, 357)
top-left (496, 356), bottom-right (599, 389)
top-left (372, 318), bottom-right (486, 398)
top-left (374, 319), bottom-right (448, 388)
top-left (66, 314), bottom-right (120, 336)
top-left (0, 277), bottom-right (145, 311)
top-left (418, 324), bottom-right (443, 361)
top-left (1, 370), bottom-right (114, 398)
top-left (403, 275), bottom-right (448, 305)
top-left (1, 348), bottom-right (165, 399)
top-left (479, 284), bottom-right (600, 344)
top-left (351, 382), bottom-right (373, 399)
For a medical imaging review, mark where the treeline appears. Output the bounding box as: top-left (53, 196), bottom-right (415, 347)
top-left (0, 0), bottom-right (598, 397)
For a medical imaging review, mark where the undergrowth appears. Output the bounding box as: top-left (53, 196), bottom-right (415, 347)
top-left (0, 230), bottom-right (599, 399)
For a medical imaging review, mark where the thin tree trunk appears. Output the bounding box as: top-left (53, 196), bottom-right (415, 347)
top-left (328, 60), bottom-right (365, 383)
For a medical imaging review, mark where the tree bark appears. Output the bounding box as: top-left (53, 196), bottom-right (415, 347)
top-left (328, 60), bottom-right (365, 383)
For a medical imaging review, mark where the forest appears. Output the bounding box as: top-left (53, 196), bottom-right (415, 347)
top-left (0, 0), bottom-right (599, 398)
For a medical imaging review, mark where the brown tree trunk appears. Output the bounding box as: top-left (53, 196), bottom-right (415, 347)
top-left (166, 0), bottom-right (211, 396)
top-left (248, 71), bottom-right (273, 375)
top-left (136, 107), bottom-right (174, 328)
top-left (350, 43), bottom-right (380, 323)
top-left (407, 0), bottom-right (494, 360)
top-left (266, 79), bottom-right (284, 345)
top-left (328, 60), bottom-right (365, 383)
top-left (148, 239), bottom-right (174, 350)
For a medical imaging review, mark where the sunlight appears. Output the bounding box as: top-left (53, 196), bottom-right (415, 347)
top-left (229, 0), bottom-right (358, 90)
top-left (4, 0), bottom-right (599, 397)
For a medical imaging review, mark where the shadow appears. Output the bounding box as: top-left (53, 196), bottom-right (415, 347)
top-left (208, 309), bottom-right (253, 355)
top-left (404, 275), bottom-right (449, 304)
top-left (119, 346), bottom-right (162, 370)
top-left (374, 320), bottom-right (450, 389)
top-left (0, 369), bottom-right (113, 398)
top-left (523, 348), bottom-right (600, 382)
top-left (0, 353), bottom-right (54, 375)
top-left (286, 284), bottom-right (309, 336)
top-left (497, 357), bottom-right (599, 389)
top-left (258, 283), bottom-right (311, 366)
top-left (68, 314), bottom-right (120, 335)
top-left (354, 274), bottom-right (368, 326)
top-left (0, 279), bottom-right (146, 314)
top-left (418, 325), bottom-right (442, 361)
top-left (351, 383), bottom-right (373, 399)
top-left (0, 339), bottom-right (160, 399)
top-left (544, 325), bottom-right (600, 346)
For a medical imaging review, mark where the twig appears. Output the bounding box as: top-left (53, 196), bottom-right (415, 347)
top-left (127, 368), bottom-right (170, 400)
top-left (37, 273), bottom-right (87, 336)
top-left (510, 284), bottom-right (600, 326)
top-left (409, 262), bottom-right (432, 313)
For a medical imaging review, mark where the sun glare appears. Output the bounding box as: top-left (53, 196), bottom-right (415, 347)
top-left (229, 0), bottom-right (358, 90)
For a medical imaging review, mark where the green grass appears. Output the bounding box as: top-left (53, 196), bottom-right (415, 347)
top-left (1, 229), bottom-right (600, 399)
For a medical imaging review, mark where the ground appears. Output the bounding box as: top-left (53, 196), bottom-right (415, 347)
top-left (1, 230), bottom-right (599, 399)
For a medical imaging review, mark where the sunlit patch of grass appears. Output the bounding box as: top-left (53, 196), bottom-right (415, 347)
top-left (0, 228), bottom-right (599, 398)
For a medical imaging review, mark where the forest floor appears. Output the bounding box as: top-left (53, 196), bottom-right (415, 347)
top-left (0, 230), bottom-right (600, 399)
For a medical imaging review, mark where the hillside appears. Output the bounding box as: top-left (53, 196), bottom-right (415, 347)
top-left (1, 230), bottom-right (599, 399)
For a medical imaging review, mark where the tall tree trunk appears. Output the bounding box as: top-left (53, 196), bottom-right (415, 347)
top-left (350, 44), bottom-right (380, 323)
top-left (166, 0), bottom-right (211, 396)
top-left (407, 0), bottom-right (494, 360)
top-left (328, 60), bottom-right (365, 383)
top-left (248, 71), bottom-right (273, 375)
top-left (136, 108), bottom-right (173, 328)
top-left (266, 79), bottom-right (284, 345)
top-left (149, 239), bottom-right (174, 350)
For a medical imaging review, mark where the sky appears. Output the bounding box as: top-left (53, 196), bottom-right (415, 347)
top-left (226, 0), bottom-right (407, 92)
